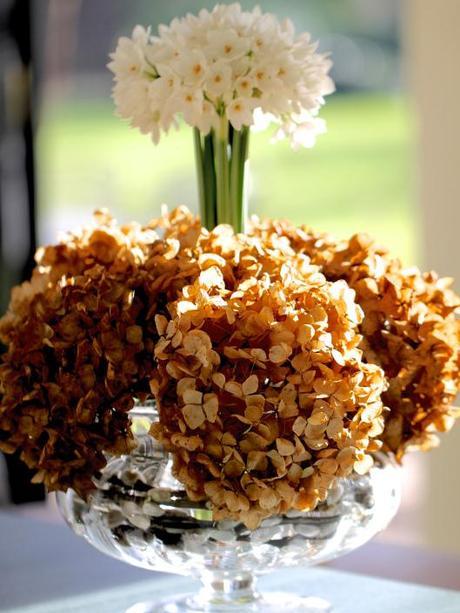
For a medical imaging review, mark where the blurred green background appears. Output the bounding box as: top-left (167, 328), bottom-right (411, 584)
top-left (39, 93), bottom-right (415, 263)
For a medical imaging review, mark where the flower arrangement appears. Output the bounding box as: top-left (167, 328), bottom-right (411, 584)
top-left (1, 4), bottom-right (459, 529)
top-left (108, 3), bottom-right (333, 231)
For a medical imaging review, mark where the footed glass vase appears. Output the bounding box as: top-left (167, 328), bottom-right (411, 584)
top-left (57, 406), bottom-right (401, 612)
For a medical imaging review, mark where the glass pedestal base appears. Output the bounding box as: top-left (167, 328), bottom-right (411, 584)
top-left (126, 573), bottom-right (330, 612)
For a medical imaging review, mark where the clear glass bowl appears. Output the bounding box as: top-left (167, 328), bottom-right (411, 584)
top-left (57, 407), bottom-right (401, 612)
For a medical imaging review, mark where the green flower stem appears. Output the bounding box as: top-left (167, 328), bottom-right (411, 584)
top-left (202, 133), bottom-right (217, 229)
top-left (230, 126), bottom-right (250, 233)
top-left (240, 127), bottom-right (250, 230)
top-left (213, 118), bottom-right (230, 225)
top-left (230, 128), bottom-right (242, 230)
top-left (193, 128), bottom-right (207, 225)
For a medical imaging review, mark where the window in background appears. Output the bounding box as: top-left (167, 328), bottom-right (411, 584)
top-left (33, 0), bottom-right (425, 548)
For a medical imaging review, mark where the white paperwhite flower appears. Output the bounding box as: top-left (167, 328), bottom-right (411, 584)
top-left (251, 108), bottom-right (274, 132)
top-left (235, 75), bottom-right (254, 98)
top-left (196, 100), bottom-right (219, 134)
top-left (108, 3), bottom-right (334, 147)
top-left (175, 50), bottom-right (208, 87)
top-left (206, 29), bottom-right (250, 62)
top-left (206, 61), bottom-right (232, 98)
top-left (107, 36), bottom-right (146, 80)
top-left (113, 80), bottom-right (150, 124)
top-left (249, 64), bottom-right (279, 93)
top-left (175, 88), bottom-right (204, 127)
top-left (131, 25), bottom-right (150, 48)
top-left (227, 98), bottom-right (255, 130)
top-left (272, 114), bottom-right (327, 150)
top-left (148, 70), bottom-right (180, 105)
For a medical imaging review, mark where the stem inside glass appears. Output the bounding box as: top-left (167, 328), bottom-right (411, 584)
top-left (194, 121), bottom-right (249, 233)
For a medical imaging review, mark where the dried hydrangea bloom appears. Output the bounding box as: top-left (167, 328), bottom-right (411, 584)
top-left (0, 209), bottom-right (194, 497)
top-left (250, 217), bottom-right (460, 458)
top-left (150, 226), bottom-right (387, 528)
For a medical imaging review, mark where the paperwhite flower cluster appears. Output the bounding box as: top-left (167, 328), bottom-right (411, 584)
top-left (108, 3), bottom-right (334, 148)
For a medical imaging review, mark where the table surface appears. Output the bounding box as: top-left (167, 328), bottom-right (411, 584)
top-left (1, 510), bottom-right (460, 613)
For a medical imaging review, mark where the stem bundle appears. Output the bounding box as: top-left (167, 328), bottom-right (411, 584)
top-left (194, 122), bottom-right (250, 233)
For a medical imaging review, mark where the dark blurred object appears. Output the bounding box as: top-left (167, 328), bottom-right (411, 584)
top-left (0, 0), bottom-right (36, 307)
top-left (4, 452), bottom-right (44, 503)
top-left (0, 0), bottom-right (44, 503)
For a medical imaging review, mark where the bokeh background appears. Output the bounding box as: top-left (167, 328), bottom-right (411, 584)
top-left (1, 0), bottom-right (459, 557)
top-left (36, 0), bottom-right (415, 264)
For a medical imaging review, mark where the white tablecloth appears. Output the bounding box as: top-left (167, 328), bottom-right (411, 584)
top-left (1, 511), bottom-right (460, 613)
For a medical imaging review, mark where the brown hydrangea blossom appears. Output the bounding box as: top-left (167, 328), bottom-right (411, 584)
top-left (149, 225), bottom-right (387, 528)
top-left (0, 208), bottom-right (201, 497)
top-left (250, 218), bottom-right (460, 459)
